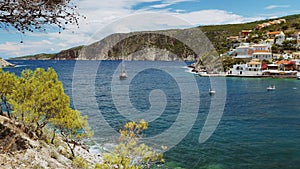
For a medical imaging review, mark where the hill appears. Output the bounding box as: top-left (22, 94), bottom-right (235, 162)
top-left (13, 14), bottom-right (300, 61)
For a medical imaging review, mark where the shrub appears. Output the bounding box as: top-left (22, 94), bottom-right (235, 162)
top-left (72, 157), bottom-right (89, 169)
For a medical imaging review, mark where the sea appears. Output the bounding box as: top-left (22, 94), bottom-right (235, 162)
top-left (4, 60), bottom-right (300, 169)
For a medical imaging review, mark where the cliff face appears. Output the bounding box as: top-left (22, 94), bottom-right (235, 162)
top-left (51, 28), bottom-right (214, 61)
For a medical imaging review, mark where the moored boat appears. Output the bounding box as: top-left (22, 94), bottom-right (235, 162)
top-left (267, 85), bottom-right (275, 91)
top-left (209, 88), bottom-right (216, 95)
top-left (119, 62), bottom-right (127, 80)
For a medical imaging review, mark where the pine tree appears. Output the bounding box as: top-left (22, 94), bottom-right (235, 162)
top-left (8, 67), bottom-right (93, 156)
top-left (0, 68), bottom-right (16, 118)
top-left (96, 119), bottom-right (164, 169)
top-left (51, 108), bottom-right (93, 157)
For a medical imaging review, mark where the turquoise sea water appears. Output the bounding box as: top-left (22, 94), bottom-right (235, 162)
top-left (5, 60), bottom-right (300, 169)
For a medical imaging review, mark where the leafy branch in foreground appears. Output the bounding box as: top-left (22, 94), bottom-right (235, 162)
top-left (0, 0), bottom-right (83, 33)
top-left (95, 119), bottom-right (165, 169)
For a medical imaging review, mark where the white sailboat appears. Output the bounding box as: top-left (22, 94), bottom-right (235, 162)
top-left (267, 85), bottom-right (275, 91)
top-left (119, 61), bottom-right (127, 80)
top-left (209, 88), bottom-right (216, 95)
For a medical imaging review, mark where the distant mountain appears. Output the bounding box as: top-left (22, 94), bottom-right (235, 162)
top-left (13, 14), bottom-right (300, 61)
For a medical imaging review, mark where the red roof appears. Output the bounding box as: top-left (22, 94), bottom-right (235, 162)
top-left (267, 31), bottom-right (282, 35)
top-left (262, 63), bottom-right (268, 69)
top-left (277, 60), bottom-right (295, 65)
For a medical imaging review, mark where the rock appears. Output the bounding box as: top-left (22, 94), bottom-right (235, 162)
top-left (0, 115), bottom-right (103, 168)
top-left (0, 59), bottom-right (15, 67)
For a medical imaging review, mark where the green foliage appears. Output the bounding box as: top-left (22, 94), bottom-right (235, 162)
top-left (1, 67), bottom-right (93, 159)
top-left (52, 108), bottom-right (94, 157)
top-left (0, 69), bottom-right (16, 118)
top-left (32, 164), bottom-right (45, 169)
top-left (278, 55), bottom-right (284, 61)
top-left (50, 150), bottom-right (58, 159)
top-left (72, 157), bottom-right (89, 169)
top-left (221, 57), bottom-right (246, 72)
top-left (262, 59), bottom-right (272, 64)
top-left (271, 44), bottom-right (280, 54)
top-left (97, 119), bottom-right (164, 169)
top-left (281, 39), bottom-right (297, 50)
top-left (8, 68), bottom-right (70, 137)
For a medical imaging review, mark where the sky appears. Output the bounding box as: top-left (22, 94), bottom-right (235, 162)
top-left (1, 0), bottom-right (300, 59)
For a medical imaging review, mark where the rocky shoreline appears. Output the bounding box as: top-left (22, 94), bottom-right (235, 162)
top-left (0, 59), bottom-right (15, 67)
top-left (0, 115), bottom-right (102, 169)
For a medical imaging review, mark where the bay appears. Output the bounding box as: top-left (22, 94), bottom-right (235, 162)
top-left (4, 60), bottom-right (300, 169)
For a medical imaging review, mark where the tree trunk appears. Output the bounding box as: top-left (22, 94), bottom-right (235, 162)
top-left (35, 123), bottom-right (42, 138)
top-left (66, 141), bottom-right (75, 158)
top-left (51, 129), bottom-right (56, 144)
top-left (3, 97), bottom-right (11, 118)
top-left (0, 95), bottom-right (3, 116)
top-left (0, 102), bottom-right (3, 116)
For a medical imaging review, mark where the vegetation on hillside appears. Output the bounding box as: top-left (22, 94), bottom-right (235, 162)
top-left (200, 14), bottom-right (300, 54)
top-left (0, 68), bottom-right (93, 158)
top-left (13, 14), bottom-right (300, 60)
top-left (0, 68), bottom-right (164, 168)
top-left (95, 119), bottom-right (164, 169)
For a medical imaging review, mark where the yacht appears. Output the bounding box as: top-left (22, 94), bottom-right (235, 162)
top-left (209, 88), bottom-right (216, 95)
top-left (267, 85), bottom-right (275, 91)
top-left (119, 62), bottom-right (127, 80)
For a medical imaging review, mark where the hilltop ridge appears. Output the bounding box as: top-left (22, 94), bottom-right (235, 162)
top-left (13, 14), bottom-right (300, 61)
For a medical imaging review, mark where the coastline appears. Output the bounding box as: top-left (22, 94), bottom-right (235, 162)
top-left (185, 66), bottom-right (300, 79)
top-left (0, 59), bottom-right (15, 67)
top-left (198, 73), bottom-right (299, 79)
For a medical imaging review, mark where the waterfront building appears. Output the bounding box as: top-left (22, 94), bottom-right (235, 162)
top-left (252, 52), bottom-right (273, 61)
top-left (227, 59), bottom-right (262, 76)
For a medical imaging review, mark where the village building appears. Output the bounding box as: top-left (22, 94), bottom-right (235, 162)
top-left (239, 30), bottom-right (252, 39)
top-left (247, 59), bottom-right (262, 72)
top-left (252, 52), bottom-right (273, 61)
top-left (250, 44), bottom-right (270, 52)
top-left (276, 60), bottom-right (296, 71)
top-left (267, 31), bottom-right (285, 45)
top-left (255, 19), bottom-right (286, 30)
top-left (227, 36), bottom-right (239, 41)
top-left (293, 52), bottom-right (300, 59)
top-left (227, 59), bottom-right (263, 76)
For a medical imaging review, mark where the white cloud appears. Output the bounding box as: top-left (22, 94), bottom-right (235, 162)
top-left (173, 10), bottom-right (264, 25)
top-left (0, 40), bottom-right (57, 57)
top-left (0, 42), bottom-right (21, 56)
top-left (265, 5), bottom-right (290, 10)
top-left (0, 0), bottom-right (266, 59)
top-left (151, 3), bottom-right (172, 9)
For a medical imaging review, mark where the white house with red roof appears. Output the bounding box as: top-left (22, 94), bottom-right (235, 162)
top-left (267, 31), bottom-right (285, 45)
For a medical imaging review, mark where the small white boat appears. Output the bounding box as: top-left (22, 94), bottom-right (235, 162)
top-left (209, 88), bottom-right (216, 95)
top-left (119, 62), bottom-right (127, 80)
top-left (267, 85), bottom-right (275, 91)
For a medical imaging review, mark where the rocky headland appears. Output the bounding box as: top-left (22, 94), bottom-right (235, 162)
top-left (0, 59), bottom-right (15, 67)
